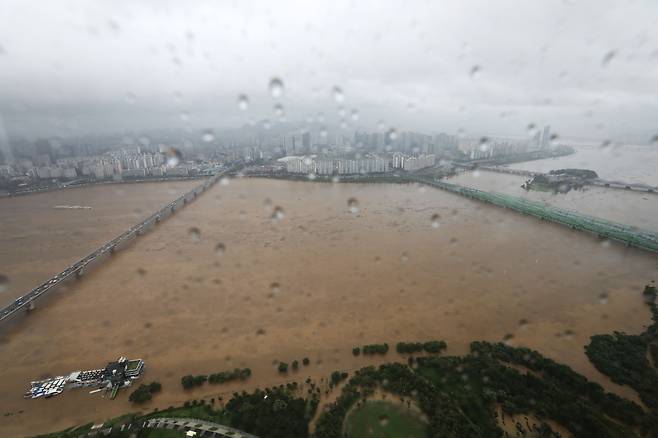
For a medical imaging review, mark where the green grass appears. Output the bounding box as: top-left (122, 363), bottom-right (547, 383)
top-left (344, 401), bottom-right (427, 438)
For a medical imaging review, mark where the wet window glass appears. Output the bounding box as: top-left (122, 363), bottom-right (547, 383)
top-left (1, 1), bottom-right (657, 437)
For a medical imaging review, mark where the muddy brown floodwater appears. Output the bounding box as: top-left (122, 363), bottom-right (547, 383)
top-left (0, 181), bottom-right (200, 306)
top-left (0, 178), bottom-right (656, 437)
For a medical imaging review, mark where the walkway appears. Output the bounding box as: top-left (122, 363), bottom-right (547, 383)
top-left (144, 417), bottom-right (259, 438)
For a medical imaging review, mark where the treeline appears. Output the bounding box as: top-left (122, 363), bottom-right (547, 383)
top-left (181, 368), bottom-right (251, 389)
top-left (396, 340), bottom-right (446, 354)
top-left (225, 387), bottom-right (310, 438)
top-left (128, 381), bottom-right (161, 404)
top-left (353, 340), bottom-right (447, 356)
top-left (585, 283), bottom-right (658, 411)
top-left (358, 343), bottom-right (389, 355)
top-left (278, 357), bottom-right (310, 373)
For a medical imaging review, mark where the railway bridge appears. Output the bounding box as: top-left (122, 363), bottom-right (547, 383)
top-left (412, 176), bottom-right (658, 254)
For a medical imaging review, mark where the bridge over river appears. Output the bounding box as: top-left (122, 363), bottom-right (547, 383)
top-left (413, 176), bottom-right (658, 254)
top-left (0, 170), bottom-right (230, 325)
top-left (455, 163), bottom-right (658, 194)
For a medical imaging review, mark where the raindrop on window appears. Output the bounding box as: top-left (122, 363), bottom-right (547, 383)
top-left (215, 242), bottom-right (226, 256)
top-left (163, 147), bottom-right (182, 168)
top-left (271, 206), bottom-right (285, 222)
top-left (274, 103), bottom-right (284, 118)
top-left (320, 127), bottom-right (328, 138)
top-left (598, 292), bottom-right (608, 305)
top-left (479, 137), bottom-right (489, 151)
top-left (347, 197), bottom-right (359, 214)
top-left (377, 120), bottom-right (386, 131)
top-left (202, 130), bottom-right (215, 142)
top-left (220, 177), bottom-right (230, 186)
top-left (470, 65), bottom-right (481, 78)
top-left (601, 50), bottom-right (616, 66)
top-left (650, 134), bottom-right (658, 146)
top-left (526, 123), bottom-right (538, 137)
top-left (388, 129), bottom-right (398, 141)
top-left (332, 86), bottom-right (344, 103)
top-left (0, 274), bottom-right (9, 293)
top-left (351, 109), bottom-right (359, 121)
top-left (188, 227), bottom-right (201, 242)
top-left (431, 214), bottom-right (441, 228)
top-left (237, 94), bottom-right (249, 111)
top-left (269, 77), bottom-right (284, 98)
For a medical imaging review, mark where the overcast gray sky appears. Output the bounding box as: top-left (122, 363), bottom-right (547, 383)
top-left (0, 0), bottom-right (657, 142)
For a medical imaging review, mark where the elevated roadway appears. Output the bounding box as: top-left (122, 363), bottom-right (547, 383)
top-left (0, 171), bottom-right (227, 325)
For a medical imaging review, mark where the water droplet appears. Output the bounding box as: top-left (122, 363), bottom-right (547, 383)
top-left (502, 333), bottom-right (514, 345)
top-left (388, 129), bottom-right (398, 141)
top-left (271, 206), bottom-right (285, 222)
top-left (331, 176), bottom-right (340, 184)
top-left (274, 103), bottom-right (284, 118)
top-left (431, 214), bottom-right (440, 228)
top-left (599, 139), bottom-right (612, 150)
top-left (164, 147), bottom-right (182, 168)
top-left (400, 252), bottom-right (409, 263)
top-left (337, 106), bottom-right (346, 117)
top-left (237, 94), bottom-right (249, 111)
top-left (220, 177), bottom-right (230, 186)
top-left (379, 415), bottom-right (389, 427)
top-left (215, 242), bottom-right (226, 255)
top-left (202, 130), bottom-right (215, 142)
top-left (347, 197), bottom-right (359, 214)
top-left (332, 86), bottom-right (344, 103)
top-left (470, 65), bottom-right (481, 78)
top-left (527, 123), bottom-right (538, 137)
top-left (598, 292), bottom-right (608, 305)
top-left (518, 318), bottom-right (529, 328)
top-left (650, 134), bottom-right (658, 146)
top-left (601, 50), bottom-right (616, 66)
top-left (473, 170), bottom-right (481, 178)
top-left (269, 77), bottom-right (284, 98)
top-left (308, 173), bottom-right (317, 180)
top-left (270, 282), bottom-right (281, 294)
top-left (0, 274), bottom-right (9, 293)
top-left (377, 120), bottom-right (386, 131)
top-left (549, 133), bottom-right (559, 146)
top-left (320, 127), bottom-right (328, 138)
top-left (479, 137), bottom-right (490, 152)
top-left (350, 109), bottom-right (359, 121)
top-left (188, 227), bottom-right (201, 242)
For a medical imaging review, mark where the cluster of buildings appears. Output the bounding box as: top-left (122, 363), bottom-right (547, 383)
top-left (282, 153), bottom-right (435, 175)
top-left (0, 148), bottom-right (200, 185)
top-left (25, 356), bottom-right (145, 399)
top-left (459, 125), bottom-right (553, 160)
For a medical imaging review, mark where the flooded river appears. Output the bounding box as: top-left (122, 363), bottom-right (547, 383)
top-left (0, 178), bottom-right (656, 437)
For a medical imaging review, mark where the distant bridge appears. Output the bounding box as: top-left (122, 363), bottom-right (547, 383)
top-left (458, 164), bottom-right (658, 194)
top-left (413, 176), bottom-right (658, 254)
top-left (0, 171), bottom-right (229, 325)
